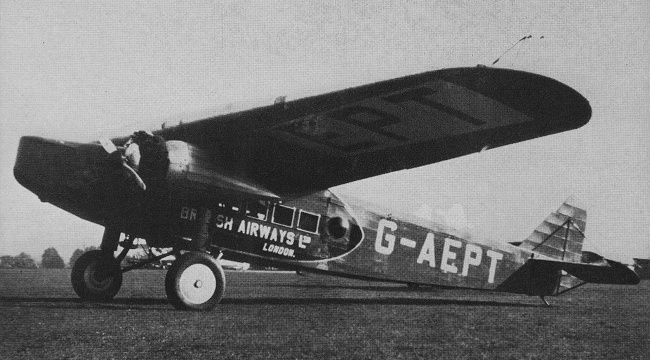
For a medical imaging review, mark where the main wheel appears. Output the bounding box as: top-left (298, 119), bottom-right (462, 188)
top-left (165, 251), bottom-right (226, 311)
top-left (71, 250), bottom-right (123, 300)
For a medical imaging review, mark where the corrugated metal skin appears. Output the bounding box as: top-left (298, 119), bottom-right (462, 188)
top-left (519, 199), bottom-right (586, 263)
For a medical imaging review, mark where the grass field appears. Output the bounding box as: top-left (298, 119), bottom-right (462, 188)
top-left (0, 269), bottom-right (648, 359)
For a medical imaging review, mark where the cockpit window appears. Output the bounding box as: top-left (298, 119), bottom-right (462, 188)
top-left (246, 200), bottom-right (269, 220)
top-left (297, 210), bottom-right (320, 234)
top-left (272, 204), bottom-right (295, 227)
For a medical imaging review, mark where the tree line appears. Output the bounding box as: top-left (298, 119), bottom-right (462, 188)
top-left (0, 246), bottom-right (98, 269)
top-left (0, 246), bottom-right (170, 269)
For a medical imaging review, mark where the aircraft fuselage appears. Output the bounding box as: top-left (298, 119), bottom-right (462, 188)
top-left (171, 189), bottom-right (527, 292)
top-left (14, 135), bottom-right (530, 293)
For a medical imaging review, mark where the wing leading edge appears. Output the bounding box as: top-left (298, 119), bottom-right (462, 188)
top-left (152, 66), bottom-right (591, 195)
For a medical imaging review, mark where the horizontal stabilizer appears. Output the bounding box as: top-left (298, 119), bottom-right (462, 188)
top-left (496, 258), bottom-right (640, 296)
top-left (535, 259), bottom-right (640, 285)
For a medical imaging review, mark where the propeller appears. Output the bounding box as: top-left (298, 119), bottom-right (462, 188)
top-left (98, 138), bottom-right (147, 191)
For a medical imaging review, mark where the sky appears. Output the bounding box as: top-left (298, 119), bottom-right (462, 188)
top-left (1, 1), bottom-right (648, 264)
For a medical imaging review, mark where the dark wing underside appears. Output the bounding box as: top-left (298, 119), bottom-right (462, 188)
top-left (146, 66), bottom-right (590, 196)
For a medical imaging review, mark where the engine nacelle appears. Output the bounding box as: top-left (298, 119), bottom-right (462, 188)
top-left (165, 140), bottom-right (279, 201)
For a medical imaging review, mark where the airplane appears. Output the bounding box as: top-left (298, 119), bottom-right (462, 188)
top-left (13, 66), bottom-right (639, 310)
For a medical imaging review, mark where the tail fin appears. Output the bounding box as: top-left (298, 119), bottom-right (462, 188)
top-left (519, 197), bottom-right (586, 262)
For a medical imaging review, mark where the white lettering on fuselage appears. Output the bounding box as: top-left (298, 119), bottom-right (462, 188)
top-left (181, 208), bottom-right (310, 259)
top-left (375, 219), bottom-right (397, 255)
top-left (462, 244), bottom-right (482, 277)
top-left (375, 219), bottom-right (503, 283)
top-left (227, 218), bottom-right (308, 247)
top-left (262, 243), bottom-right (295, 258)
top-left (440, 238), bottom-right (462, 274)
top-left (180, 207), bottom-right (198, 221)
top-left (215, 214), bottom-right (234, 231)
top-left (416, 233), bottom-right (436, 267)
top-left (486, 250), bottom-right (503, 284)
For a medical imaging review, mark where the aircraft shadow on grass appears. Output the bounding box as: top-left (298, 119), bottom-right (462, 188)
top-left (0, 296), bottom-right (540, 309)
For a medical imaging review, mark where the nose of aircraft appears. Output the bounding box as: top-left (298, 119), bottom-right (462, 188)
top-left (14, 136), bottom-right (74, 195)
top-left (14, 136), bottom-right (104, 204)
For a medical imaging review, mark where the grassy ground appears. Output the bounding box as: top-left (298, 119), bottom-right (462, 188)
top-left (0, 269), bottom-right (648, 359)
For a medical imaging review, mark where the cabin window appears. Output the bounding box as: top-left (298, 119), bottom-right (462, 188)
top-left (219, 202), bottom-right (241, 215)
top-left (272, 204), bottom-right (295, 227)
top-left (297, 210), bottom-right (320, 234)
top-left (246, 200), bottom-right (269, 220)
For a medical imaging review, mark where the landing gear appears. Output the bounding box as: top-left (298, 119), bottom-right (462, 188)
top-left (73, 227), bottom-right (226, 310)
top-left (71, 250), bottom-right (123, 301)
top-left (165, 251), bottom-right (226, 311)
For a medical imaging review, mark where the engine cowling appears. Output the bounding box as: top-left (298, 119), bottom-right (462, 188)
top-left (165, 140), bottom-right (279, 201)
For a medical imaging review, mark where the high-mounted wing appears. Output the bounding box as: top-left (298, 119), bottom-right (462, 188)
top-left (145, 66), bottom-right (591, 195)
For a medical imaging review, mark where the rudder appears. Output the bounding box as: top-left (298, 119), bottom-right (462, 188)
top-left (519, 197), bottom-right (586, 262)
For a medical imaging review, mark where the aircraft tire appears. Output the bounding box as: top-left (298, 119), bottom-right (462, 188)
top-left (71, 250), bottom-right (123, 301)
top-left (165, 251), bottom-right (225, 311)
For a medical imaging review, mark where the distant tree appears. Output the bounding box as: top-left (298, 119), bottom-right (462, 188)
top-left (69, 246), bottom-right (98, 268)
top-left (16, 252), bottom-right (37, 268)
top-left (0, 255), bottom-right (13, 268)
top-left (69, 249), bottom-right (84, 269)
top-left (41, 247), bottom-right (65, 269)
top-left (0, 253), bottom-right (37, 269)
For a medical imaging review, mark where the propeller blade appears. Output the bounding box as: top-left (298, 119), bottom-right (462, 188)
top-left (99, 138), bottom-right (118, 154)
top-left (121, 162), bottom-right (147, 191)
